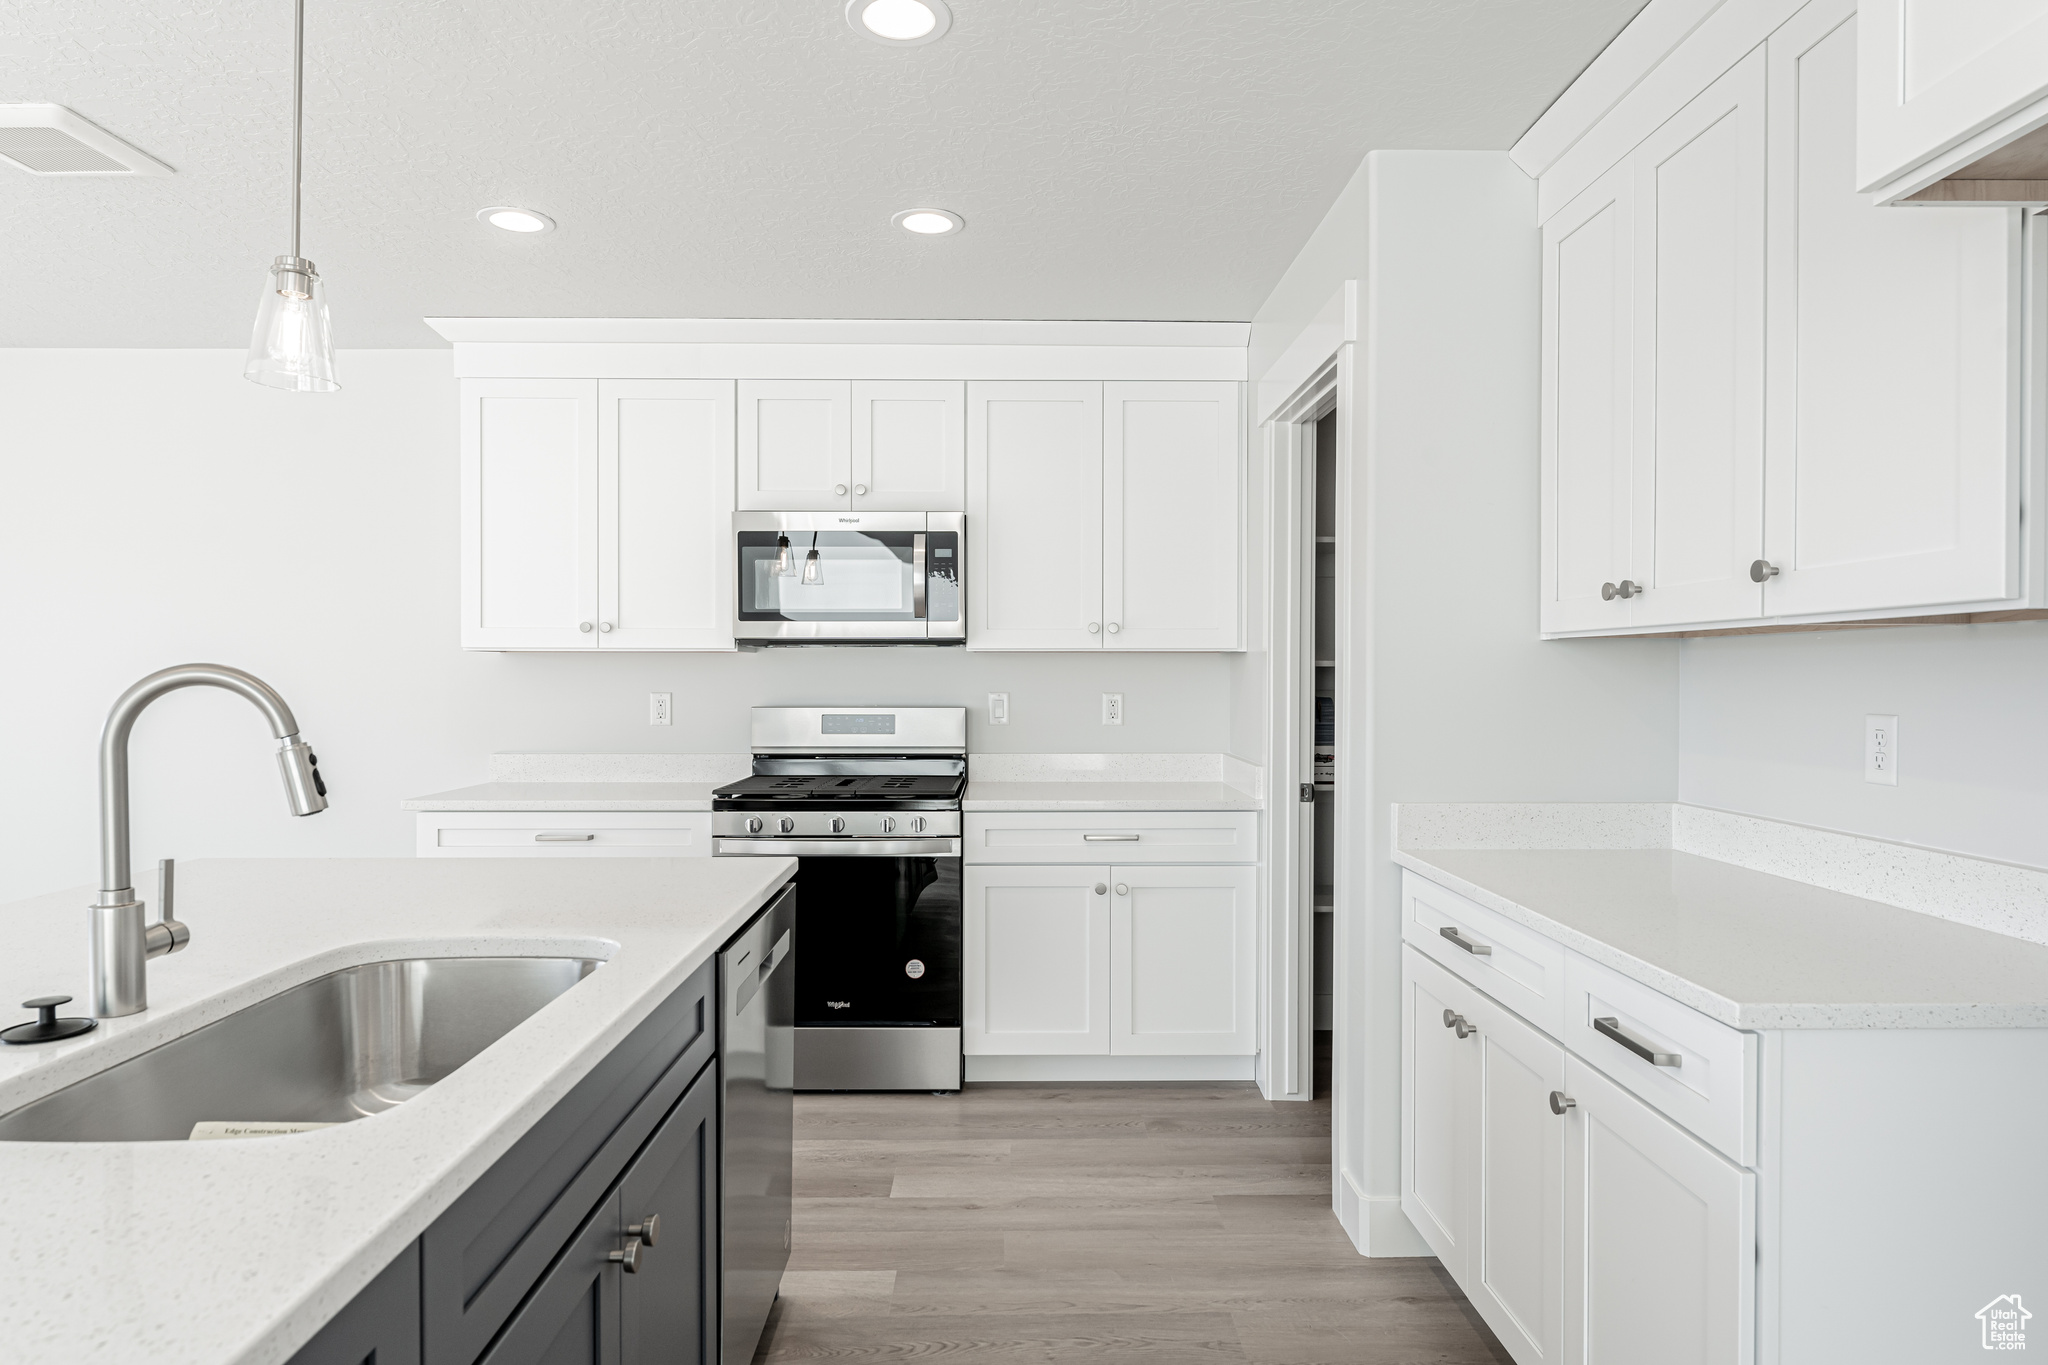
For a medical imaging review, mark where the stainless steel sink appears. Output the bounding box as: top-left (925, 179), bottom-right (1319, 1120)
top-left (0, 956), bottom-right (600, 1142)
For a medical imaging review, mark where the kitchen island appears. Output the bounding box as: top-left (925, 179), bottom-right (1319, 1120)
top-left (0, 856), bottom-right (794, 1365)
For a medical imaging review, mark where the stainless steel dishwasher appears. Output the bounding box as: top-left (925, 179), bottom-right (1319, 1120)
top-left (720, 882), bottom-right (796, 1365)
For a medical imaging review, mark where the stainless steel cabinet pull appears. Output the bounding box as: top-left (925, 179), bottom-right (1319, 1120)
top-left (1107, 622), bottom-right (1121, 633)
top-left (534, 832), bottom-right (596, 842)
top-left (853, 484), bottom-right (868, 496)
top-left (1115, 883), bottom-right (1129, 896)
top-left (1441, 1009), bottom-right (1474, 1039)
top-left (627, 1213), bottom-right (661, 1246)
top-left (1549, 1091), bottom-right (1576, 1115)
top-left (1600, 580), bottom-right (1641, 601)
top-left (1087, 622), bottom-right (1100, 633)
top-left (1083, 833), bottom-right (1140, 841)
top-left (1094, 883), bottom-right (1107, 895)
top-left (1439, 925), bottom-right (1492, 956)
top-left (1593, 1016), bottom-right (1682, 1067)
top-left (834, 483), bottom-right (848, 496)
top-left (599, 621), bottom-right (614, 633)
top-left (609, 1236), bottom-right (644, 1272)
top-left (1750, 559), bottom-right (1780, 582)
top-left (578, 621), bottom-right (593, 633)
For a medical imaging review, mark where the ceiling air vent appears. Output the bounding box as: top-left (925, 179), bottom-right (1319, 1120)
top-left (0, 105), bottom-right (172, 176)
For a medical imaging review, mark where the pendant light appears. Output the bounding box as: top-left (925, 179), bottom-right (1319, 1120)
top-left (245, 0), bottom-right (338, 391)
top-left (773, 534), bottom-right (795, 577)
top-left (802, 533), bottom-right (825, 585)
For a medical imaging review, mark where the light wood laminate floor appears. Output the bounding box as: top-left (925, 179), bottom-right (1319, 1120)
top-left (755, 1049), bottom-right (1511, 1364)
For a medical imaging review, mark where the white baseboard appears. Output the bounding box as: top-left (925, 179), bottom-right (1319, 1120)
top-left (964, 1054), bottom-right (1257, 1082)
top-left (1336, 1170), bottom-right (1433, 1258)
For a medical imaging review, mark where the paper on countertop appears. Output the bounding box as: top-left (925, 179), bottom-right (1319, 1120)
top-left (188, 1121), bottom-right (342, 1141)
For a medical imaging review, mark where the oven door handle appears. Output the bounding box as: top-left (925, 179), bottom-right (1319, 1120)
top-left (913, 533), bottom-right (927, 619)
top-left (716, 837), bottom-right (961, 858)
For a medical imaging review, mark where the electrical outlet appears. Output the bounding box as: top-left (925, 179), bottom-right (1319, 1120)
top-left (988, 693), bottom-right (1009, 725)
top-left (1865, 714), bottom-right (1897, 785)
top-left (650, 692), bottom-right (672, 726)
top-left (1102, 692), bottom-right (1124, 725)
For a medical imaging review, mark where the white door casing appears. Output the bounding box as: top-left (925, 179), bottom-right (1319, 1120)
top-left (738, 379), bottom-right (852, 511)
top-left (966, 381), bottom-right (1105, 649)
top-left (461, 378), bottom-right (599, 649)
top-left (1109, 863), bottom-right (1256, 1056)
top-left (597, 379), bottom-right (736, 649)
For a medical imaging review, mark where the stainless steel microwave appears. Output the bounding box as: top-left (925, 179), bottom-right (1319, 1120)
top-left (734, 512), bottom-right (964, 643)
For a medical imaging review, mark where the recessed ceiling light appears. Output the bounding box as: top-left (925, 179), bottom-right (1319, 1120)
top-left (893, 208), bottom-right (963, 236)
top-left (846, 0), bottom-right (952, 46)
top-left (478, 206), bottom-right (555, 234)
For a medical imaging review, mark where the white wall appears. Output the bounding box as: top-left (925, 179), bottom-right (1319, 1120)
top-left (1250, 152), bottom-right (1680, 1254)
top-left (0, 349), bottom-right (1235, 905)
top-left (1680, 623), bottom-right (2048, 866)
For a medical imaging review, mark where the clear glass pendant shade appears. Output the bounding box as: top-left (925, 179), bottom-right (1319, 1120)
top-left (245, 255), bottom-right (338, 391)
top-left (773, 534), bottom-right (795, 577)
top-left (802, 547), bottom-right (824, 585)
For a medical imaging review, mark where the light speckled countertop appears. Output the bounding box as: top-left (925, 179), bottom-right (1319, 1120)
top-left (403, 781), bottom-right (721, 811)
top-left (1396, 846), bottom-right (2048, 1029)
top-left (0, 857), bottom-right (793, 1365)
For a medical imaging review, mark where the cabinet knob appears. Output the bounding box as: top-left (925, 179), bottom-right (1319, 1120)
top-left (1441, 1009), bottom-right (1475, 1039)
top-left (1549, 1091), bottom-right (1576, 1115)
top-left (609, 1236), bottom-right (644, 1273)
top-left (1088, 622), bottom-right (1100, 634)
top-left (1094, 883), bottom-right (1107, 895)
top-left (1107, 622), bottom-right (1121, 633)
top-left (1114, 882), bottom-right (1129, 896)
top-left (834, 483), bottom-right (848, 496)
top-left (599, 621), bottom-right (614, 633)
top-left (627, 1213), bottom-right (660, 1246)
top-left (1600, 581), bottom-right (1641, 601)
top-left (853, 484), bottom-right (868, 496)
top-left (579, 621), bottom-right (594, 633)
top-left (1749, 559), bottom-right (1780, 583)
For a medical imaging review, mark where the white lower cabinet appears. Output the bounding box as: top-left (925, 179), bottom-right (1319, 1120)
top-left (415, 812), bottom-right (713, 857)
top-left (965, 862), bottom-right (1254, 1059)
top-left (1562, 1055), bottom-right (1753, 1365)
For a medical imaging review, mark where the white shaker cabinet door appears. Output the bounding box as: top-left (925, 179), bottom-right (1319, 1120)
top-left (967, 382), bottom-right (1105, 650)
top-left (1463, 985), bottom-right (1566, 1365)
top-left (1856, 0), bottom-right (2048, 195)
top-left (1563, 1055), bottom-right (1754, 1365)
top-left (1402, 947), bottom-right (1478, 1284)
top-left (738, 379), bottom-right (851, 511)
top-left (1541, 161), bottom-right (1636, 635)
top-left (461, 378), bottom-right (599, 649)
top-left (597, 380), bottom-right (736, 650)
top-left (1766, 4), bottom-right (2022, 618)
top-left (1108, 864), bottom-right (1255, 1056)
top-left (963, 865), bottom-right (1110, 1055)
top-left (1627, 49), bottom-right (1767, 629)
top-left (851, 380), bottom-right (964, 511)
top-left (1102, 382), bottom-right (1242, 650)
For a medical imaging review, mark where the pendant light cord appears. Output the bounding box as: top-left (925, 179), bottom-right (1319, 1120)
top-left (290, 0), bottom-right (304, 259)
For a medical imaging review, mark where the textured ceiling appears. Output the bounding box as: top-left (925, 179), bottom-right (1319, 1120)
top-left (0, 0), bottom-right (1645, 346)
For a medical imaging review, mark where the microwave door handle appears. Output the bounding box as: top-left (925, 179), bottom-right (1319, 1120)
top-left (913, 532), bottom-right (927, 619)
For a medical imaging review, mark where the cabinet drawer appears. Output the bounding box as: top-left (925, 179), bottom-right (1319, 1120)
top-left (416, 812), bottom-right (713, 857)
top-left (1401, 871), bottom-right (1568, 1038)
top-left (963, 811), bottom-right (1257, 864)
top-left (422, 955), bottom-right (716, 1365)
top-left (1564, 950), bottom-right (1756, 1167)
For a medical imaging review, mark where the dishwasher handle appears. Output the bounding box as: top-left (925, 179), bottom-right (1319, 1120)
top-left (735, 925), bottom-right (794, 1017)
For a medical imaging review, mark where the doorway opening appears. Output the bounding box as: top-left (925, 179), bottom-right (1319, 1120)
top-left (1305, 406), bottom-right (1337, 1093)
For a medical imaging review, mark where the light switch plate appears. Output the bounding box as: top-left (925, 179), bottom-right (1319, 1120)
top-left (1865, 714), bottom-right (1897, 784)
top-left (987, 693), bottom-right (1009, 725)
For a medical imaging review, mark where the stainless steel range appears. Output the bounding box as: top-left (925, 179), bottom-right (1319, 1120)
top-left (712, 707), bottom-right (964, 1092)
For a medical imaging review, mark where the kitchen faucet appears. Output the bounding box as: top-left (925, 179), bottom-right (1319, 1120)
top-left (90, 664), bottom-right (328, 1017)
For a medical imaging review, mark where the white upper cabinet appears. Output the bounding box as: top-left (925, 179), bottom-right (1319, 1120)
top-left (740, 379), bottom-right (965, 511)
top-left (968, 381), bottom-right (1107, 650)
top-left (1627, 50), bottom-right (1767, 630)
top-left (1102, 382), bottom-right (1243, 650)
top-left (851, 381), bottom-right (965, 511)
top-left (598, 380), bottom-right (737, 650)
top-left (1766, 1), bottom-right (2022, 617)
top-left (462, 379), bottom-right (600, 650)
top-left (1541, 161), bottom-right (1636, 634)
top-left (738, 380), bottom-right (851, 511)
top-left (463, 378), bottom-right (736, 651)
top-left (1857, 0), bottom-right (2048, 198)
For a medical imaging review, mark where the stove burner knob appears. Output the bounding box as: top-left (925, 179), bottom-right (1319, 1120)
top-left (830, 817), bottom-right (846, 834)
top-left (880, 816), bottom-right (896, 834)
top-left (746, 817), bottom-right (763, 835)
top-left (778, 817), bottom-right (795, 834)
top-left (910, 816), bottom-right (927, 834)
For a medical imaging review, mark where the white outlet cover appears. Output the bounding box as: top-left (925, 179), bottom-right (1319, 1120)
top-left (1102, 692), bottom-right (1123, 725)
top-left (650, 692), bottom-right (673, 726)
top-left (1864, 714), bottom-right (1897, 785)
